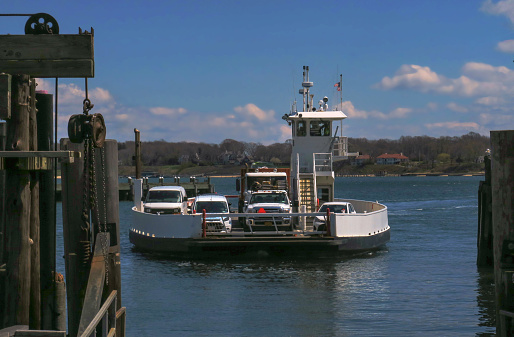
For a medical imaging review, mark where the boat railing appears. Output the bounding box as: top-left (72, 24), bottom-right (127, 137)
top-left (332, 136), bottom-right (348, 157)
top-left (313, 153), bottom-right (332, 173)
top-left (200, 208), bottom-right (385, 236)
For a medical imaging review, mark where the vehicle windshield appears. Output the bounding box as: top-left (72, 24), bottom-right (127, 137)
top-left (250, 193), bottom-right (288, 204)
top-left (195, 201), bottom-right (228, 213)
top-left (146, 190), bottom-right (182, 203)
top-left (319, 204), bottom-right (347, 213)
top-left (246, 176), bottom-right (287, 190)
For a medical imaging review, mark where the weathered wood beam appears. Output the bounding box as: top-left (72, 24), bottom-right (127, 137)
top-left (0, 35), bottom-right (93, 60)
top-left (0, 73), bottom-right (11, 120)
top-left (77, 232), bottom-right (109, 337)
top-left (0, 35), bottom-right (94, 78)
top-left (0, 60), bottom-right (94, 78)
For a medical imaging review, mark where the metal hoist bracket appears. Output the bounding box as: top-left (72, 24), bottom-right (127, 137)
top-left (68, 113), bottom-right (106, 148)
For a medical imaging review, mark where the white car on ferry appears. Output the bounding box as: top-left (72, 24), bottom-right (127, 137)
top-left (192, 194), bottom-right (232, 233)
top-left (143, 186), bottom-right (188, 215)
top-left (313, 201), bottom-right (356, 231)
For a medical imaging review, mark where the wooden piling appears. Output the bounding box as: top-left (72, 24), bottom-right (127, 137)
top-left (3, 74), bottom-right (31, 327)
top-left (490, 130), bottom-right (514, 336)
top-left (54, 273), bottom-right (66, 331)
top-left (60, 139), bottom-right (87, 337)
top-left (0, 120), bottom-right (5, 326)
top-left (0, 121), bottom-right (5, 265)
top-left (36, 92), bottom-right (57, 330)
top-left (477, 155), bottom-right (493, 267)
top-left (28, 79), bottom-right (41, 330)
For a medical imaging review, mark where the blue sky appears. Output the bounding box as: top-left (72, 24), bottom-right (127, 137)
top-left (1, 0), bottom-right (514, 144)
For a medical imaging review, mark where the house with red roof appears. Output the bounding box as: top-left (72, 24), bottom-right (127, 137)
top-left (352, 154), bottom-right (372, 166)
top-left (376, 153), bottom-right (409, 165)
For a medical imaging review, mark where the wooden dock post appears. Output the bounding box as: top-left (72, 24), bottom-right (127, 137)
top-left (477, 155), bottom-right (493, 267)
top-left (490, 130), bottom-right (514, 336)
top-left (2, 74), bottom-right (32, 327)
top-left (0, 121), bottom-right (5, 265)
top-left (60, 139), bottom-right (87, 337)
top-left (36, 92), bottom-right (58, 330)
top-left (28, 78), bottom-right (41, 330)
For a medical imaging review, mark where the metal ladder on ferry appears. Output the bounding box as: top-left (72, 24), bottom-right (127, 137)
top-left (299, 173), bottom-right (317, 212)
top-left (299, 173), bottom-right (316, 230)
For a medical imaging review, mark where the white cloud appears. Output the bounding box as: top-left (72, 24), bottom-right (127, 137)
top-left (482, 0), bottom-right (514, 24)
top-left (447, 102), bottom-right (469, 113)
top-left (389, 107), bottom-right (412, 118)
top-left (90, 87), bottom-right (113, 103)
top-left (35, 79), bottom-right (114, 105)
top-left (150, 107), bottom-right (187, 116)
top-left (115, 114), bottom-right (129, 121)
top-left (427, 102), bottom-right (438, 111)
top-left (475, 96), bottom-right (505, 105)
top-left (234, 103), bottom-right (275, 121)
top-left (279, 125), bottom-right (291, 142)
top-left (374, 64), bottom-right (442, 92)
top-left (479, 112), bottom-right (514, 125)
top-left (340, 101), bottom-right (411, 120)
top-left (340, 101), bottom-right (370, 119)
top-left (497, 39), bottom-right (514, 52)
top-left (375, 62), bottom-right (514, 98)
top-left (425, 121), bottom-right (480, 131)
top-left (461, 62), bottom-right (511, 81)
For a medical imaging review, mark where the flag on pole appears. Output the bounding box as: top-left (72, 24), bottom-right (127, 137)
top-left (334, 82), bottom-right (341, 91)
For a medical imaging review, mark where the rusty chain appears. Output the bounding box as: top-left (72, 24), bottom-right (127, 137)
top-left (80, 77), bottom-right (109, 285)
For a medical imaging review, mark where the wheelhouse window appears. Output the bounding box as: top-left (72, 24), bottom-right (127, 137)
top-left (297, 121), bottom-right (306, 136)
top-left (310, 120), bottom-right (331, 136)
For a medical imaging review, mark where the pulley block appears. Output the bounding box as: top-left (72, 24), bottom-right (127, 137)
top-left (68, 114), bottom-right (88, 144)
top-left (67, 113), bottom-right (107, 147)
top-left (25, 13), bottom-right (59, 35)
top-left (90, 113), bottom-right (106, 148)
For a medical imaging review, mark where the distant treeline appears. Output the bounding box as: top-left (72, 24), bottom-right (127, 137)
top-left (117, 132), bottom-right (490, 166)
top-left (118, 139), bottom-right (292, 166)
top-left (348, 132), bottom-right (490, 162)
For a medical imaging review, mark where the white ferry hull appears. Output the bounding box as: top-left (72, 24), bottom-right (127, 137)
top-left (129, 200), bottom-right (390, 255)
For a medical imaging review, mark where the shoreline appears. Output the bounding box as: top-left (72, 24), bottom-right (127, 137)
top-left (336, 172), bottom-right (484, 177)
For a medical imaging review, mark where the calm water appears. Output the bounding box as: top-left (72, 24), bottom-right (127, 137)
top-left (57, 176), bottom-right (496, 336)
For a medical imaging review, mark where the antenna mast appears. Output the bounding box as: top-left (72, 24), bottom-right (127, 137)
top-left (300, 65), bottom-right (313, 112)
top-left (339, 74), bottom-right (343, 110)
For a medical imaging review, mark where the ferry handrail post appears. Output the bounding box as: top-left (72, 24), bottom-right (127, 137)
top-left (202, 210), bottom-right (206, 237)
top-left (272, 215), bottom-right (279, 233)
top-left (326, 208), bottom-right (331, 236)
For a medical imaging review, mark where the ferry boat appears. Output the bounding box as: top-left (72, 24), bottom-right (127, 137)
top-left (129, 66), bottom-right (390, 255)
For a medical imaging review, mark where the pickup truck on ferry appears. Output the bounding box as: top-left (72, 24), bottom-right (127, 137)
top-left (243, 190), bottom-right (292, 231)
